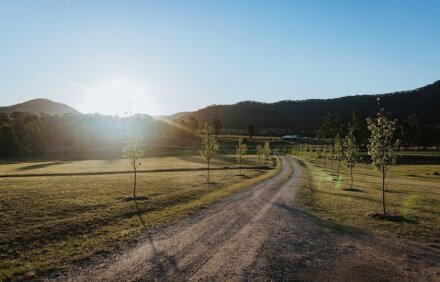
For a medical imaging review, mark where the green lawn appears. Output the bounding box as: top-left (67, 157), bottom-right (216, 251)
top-left (0, 155), bottom-right (278, 281)
top-left (295, 155), bottom-right (440, 243)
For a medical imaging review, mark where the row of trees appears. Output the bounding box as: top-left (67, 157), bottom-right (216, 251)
top-left (318, 111), bottom-right (438, 149)
top-left (124, 123), bottom-right (273, 197)
top-left (0, 112), bottom-right (44, 158)
top-left (199, 123), bottom-right (272, 183)
top-left (294, 107), bottom-right (399, 216)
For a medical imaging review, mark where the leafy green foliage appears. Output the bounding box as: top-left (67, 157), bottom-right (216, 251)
top-left (318, 113), bottom-right (343, 145)
top-left (343, 132), bottom-right (359, 169)
top-left (343, 131), bottom-right (359, 189)
top-left (123, 132), bottom-right (144, 171)
top-left (200, 123), bottom-right (220, 182)
top-left (367, 108), bottom-right (399, 215)
top-left (367, 109), bottom-right (399, 174)
top-left (123, 132), bottom-right (144, 197)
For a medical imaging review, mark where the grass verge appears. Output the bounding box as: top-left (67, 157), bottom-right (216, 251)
top-left (295, 156), bottom-right (440, 243)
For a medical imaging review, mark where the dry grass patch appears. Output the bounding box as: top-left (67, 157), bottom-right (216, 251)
top-left (0, 155), bottom-right (261, 176)
top-left (0, 157), bottom-right (279, 280)
top-left (295, 157), bottom-right (440, 243)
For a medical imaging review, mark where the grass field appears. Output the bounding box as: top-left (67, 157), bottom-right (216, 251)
top-left (295, 155), bottom-right (440, 243)
top-left (0, 155), bottom-right (262, 176)
top-left (0, 155), bottom-right (278, 281)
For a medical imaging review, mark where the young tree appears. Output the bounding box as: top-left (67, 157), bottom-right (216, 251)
top-left (263, 141), bottom-right (271, 165)
top-left (200, 123), bottom-right (220, 183)
top-left (213, 119), bottom-right (222, 136)
top-left (123, 132), bottom-right (144, 199)
top-left (334, 134), bottom-right (343, 179)
top-left (235, 137), bottom-right (247, 174)
top-left (256, 144), bottom-right (264, 164)
top-left (343, 131), bottom-right (359, 190)
top-left (367, 109), bottom-right (399, 216)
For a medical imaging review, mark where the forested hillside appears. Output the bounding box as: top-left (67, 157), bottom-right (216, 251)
top-left (177, 80), bottom-right (440, 135)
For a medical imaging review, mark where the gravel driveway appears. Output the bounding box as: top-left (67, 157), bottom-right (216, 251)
top-left (53, 156), bottom-right (440, 281)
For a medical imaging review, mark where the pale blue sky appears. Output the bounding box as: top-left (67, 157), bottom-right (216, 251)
top-left (1, 0), bottom-right (439, 115)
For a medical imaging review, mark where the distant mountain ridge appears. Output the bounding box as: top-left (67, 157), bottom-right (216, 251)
top-left (174, 80), bottom-right (440, 135)
top-left (0, 98), bottom-right (80, 115)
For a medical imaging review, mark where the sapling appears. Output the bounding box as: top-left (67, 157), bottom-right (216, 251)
top-left (367, 108), bottom-right (399, 215)
top-left (343, 131), bottom-right (359, 190)
top-left (123, 132), bottom-right (144, 198)
top-left (236, 137), bottom-right (247, 175)
top-left (200, 123), bottom-right (220, 183)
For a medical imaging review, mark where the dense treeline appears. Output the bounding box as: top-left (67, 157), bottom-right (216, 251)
top-left (317, 111), bottom-right (439, 149)
top-left (0, 112), bottom-right (197, 159)
top-left (177, 80), bottom-right (440, 137)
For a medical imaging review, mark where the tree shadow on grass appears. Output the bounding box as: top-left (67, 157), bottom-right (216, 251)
top-left (134, 199), bottom-right (180, 281)
top-left (17, 161), bottom-right (67, 171)
top-left (342, 188), bottom-right (365, 193)
top-left (235, 174), bottom-right (251, 178)
top-left (121, 196), bottom-right (149, 202)
top-left (368, 213), bottom-right (418, 224)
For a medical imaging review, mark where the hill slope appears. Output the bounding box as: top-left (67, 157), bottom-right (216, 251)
top-left (0, 98), bottom-right (80, 115)
top-left (177, 81), bottom-right (440, 135)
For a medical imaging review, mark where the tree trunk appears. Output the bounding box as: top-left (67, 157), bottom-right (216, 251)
top-left (239, 158), bottom-right (242, 175)
top-left (382, 166), bottom-right (386, 215)
top-left (337, 163), bottom-right (340, 179)
top-left (350, 167), bottom-right (353, 189)
top-left (207, 159), bottom-right (210, 183)
top-left (133, 167), bottom-right (137, 198)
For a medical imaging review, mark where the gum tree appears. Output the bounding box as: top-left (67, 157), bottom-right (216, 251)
top-left (235, 137), bottom-right (247, 174)
top-left (200, 123), bottom-right (220, 183)
top-left (343, 131), bottom-right (359, 190)
top-left (123, 132), bottom-right (144, 198)
top-left (367, 108), bottom-right (399, 216)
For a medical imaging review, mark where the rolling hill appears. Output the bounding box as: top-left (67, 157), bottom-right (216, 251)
top-left (0, 98), bottom-right (80, 116)
top-left (172, 80), bottom-right (440, 135)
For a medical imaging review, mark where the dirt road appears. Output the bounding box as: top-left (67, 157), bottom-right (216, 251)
top-left (56, 157), bottom-right (440, 281)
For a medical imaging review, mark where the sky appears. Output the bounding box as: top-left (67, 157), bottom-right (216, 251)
top-left (0, 0), bottom-right (439, 116)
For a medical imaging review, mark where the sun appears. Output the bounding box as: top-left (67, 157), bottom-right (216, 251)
top-left (85, 79), bottom-right (147, 116)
